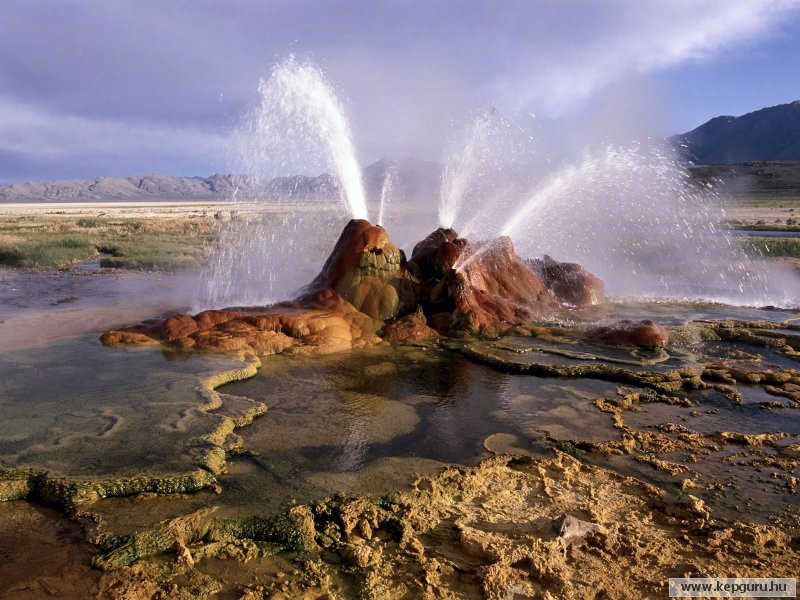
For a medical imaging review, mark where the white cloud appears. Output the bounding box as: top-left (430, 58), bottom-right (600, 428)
top-left (0, 0), bottom-right (798, 179)
top-left (0, 97), bottom-right (227, 165)
top-left (489, 0), bottom-right (800, 115)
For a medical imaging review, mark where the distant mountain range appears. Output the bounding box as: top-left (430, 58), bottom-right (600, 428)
top-left (0, 157), bottom-right (441, 203)
top-left (0, 172), bottom-right (336, 203)
top-left (671, 100), bottom-right (800, 165)
top-left (3, 101), bottom-right (800, 202)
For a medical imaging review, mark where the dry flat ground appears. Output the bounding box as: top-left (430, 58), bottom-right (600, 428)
top-left (725, 196), bottom-right (800, 230)
top-left (724, 196), bottom-right (800, 263)
top-left (1, 193), bottom-right (800, 270)
top-left (0, 200), bottom-right (331, 219)
top-left (689, 161), bottom-right (800, 230)
top-left (0, 201), bottom-right (336, 271)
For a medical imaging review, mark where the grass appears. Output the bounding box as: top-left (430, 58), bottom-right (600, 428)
top-left (0, 235), bottom-right (96, 268)
top-left (743, 237), bottom-right (800, 259)
top-left (0, 216), bottom-right (214, 270)
top-left (728, 219), bottom-right (800, 232)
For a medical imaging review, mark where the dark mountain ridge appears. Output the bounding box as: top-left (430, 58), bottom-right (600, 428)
top-left (671, 100), bottom-right (800, 165)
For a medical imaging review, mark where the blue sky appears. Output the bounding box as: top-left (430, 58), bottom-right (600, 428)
top-left (660, 13), bottom-right (800, 129)
top-left (1, 0), bottom-right (799, 183)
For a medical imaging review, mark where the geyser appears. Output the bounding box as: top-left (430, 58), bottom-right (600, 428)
top-left (438, 111), bottom-right (521, 235)
top-left (246, 56), bottom-right (368, 220)
top-left (376, 166), bottom-right (395, 227)
top-left (497, 144), bottom-right (800, 307)
top-left (196, 57), bottom-right (369, 310)
top-left (107, 220), bottom-right (608, 352)
top-left (197, 60), bottom-right (800, 314)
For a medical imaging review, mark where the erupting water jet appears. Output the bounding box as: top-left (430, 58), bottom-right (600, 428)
top-left (376, 166), bottom-right (395, 227)
top-left (247, 56), bottom-right (368, 220)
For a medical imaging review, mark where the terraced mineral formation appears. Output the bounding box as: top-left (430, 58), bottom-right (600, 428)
top-left (305, 219), bottom-right (417, 321)
top-left (93, 453), bottom-right (799, 599)
top-left (7, 311), bottom-right (800, 598)
top-left (102, 219), bottom-right (610, 351)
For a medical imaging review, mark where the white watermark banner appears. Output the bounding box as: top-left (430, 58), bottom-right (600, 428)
top-left (669, 578), bottom-right (796, 597)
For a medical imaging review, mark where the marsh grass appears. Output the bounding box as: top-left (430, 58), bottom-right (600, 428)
top-left (0, 235), bottom-right (96, 267)
top-left (0, 216), bottom-right (213, 270)
top-left (743, 237), bottom-right (800, 259)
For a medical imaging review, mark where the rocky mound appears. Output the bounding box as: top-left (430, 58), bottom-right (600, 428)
top-left (102, 292), bottom-right (382, 356)
top-left (103, 219), bottom-right (616, 352)
top-left (585, 319), bottom-right (669, 347)
top-left (528, 254), bottom-right (604, 307)
top-left (408, 230), bottom-right (556, 336)
top-left (305, 219), bottom-right (416, 321)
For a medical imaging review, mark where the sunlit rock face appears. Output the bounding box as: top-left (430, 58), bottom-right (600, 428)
top-left (307, 219), bottom-right (416, 321)
top-left (528, 255), bottom-right (605, 307)
top-left (102, 220), bottom-right (611, 352)
top-left (409, 229), bottom-right (555, 337)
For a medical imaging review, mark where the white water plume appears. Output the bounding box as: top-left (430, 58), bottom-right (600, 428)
top-left (194, 57), bottom-right (367, 310)
top-left (501, 144), bottom-right (800, 307)
top-left (439, 112), bottom-right (508, 231)
top-left (234, 56), bottom-right (367, 219)
top-left (194, 206), bottom-right (348, 310)
top-left (376, 164), bottom-right (396, 227)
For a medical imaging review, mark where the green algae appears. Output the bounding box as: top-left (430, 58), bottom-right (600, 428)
top-left (3, 311), bottom-right (800, 597)
top-left (0, 339), bottom-right (266, 510)
top-left (0, 468), bottom-right (218, 511)
top-left (462, 340), bottom-right (706, 393)
top-left (96, 511), bottom-right (317, 568)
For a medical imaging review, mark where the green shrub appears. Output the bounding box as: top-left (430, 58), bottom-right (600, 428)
top-left (744, 237), bottom-right (800, 259)
top-left (0, 245), bottom-right (23, 263)
top-left (95, 244), bottom-right (125, 256)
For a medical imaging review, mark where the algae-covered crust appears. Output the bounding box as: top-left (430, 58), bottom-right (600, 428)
top-left (3, 316), bottom-right (800, 598)
top-left (0, 353), bottom-right (266, 509)
top-left (94, 453), bottom-right (799, 599)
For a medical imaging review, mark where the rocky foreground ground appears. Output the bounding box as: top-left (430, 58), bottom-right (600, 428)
top-left (88, 450), bottom-right (794, 599)
top-left (1, 220), bottom-right (799, 598)
top-left (2, 314), bottom-right (800, 599)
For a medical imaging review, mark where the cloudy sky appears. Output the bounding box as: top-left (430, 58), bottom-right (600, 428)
top-left (1, 0), bottom-right (799, 183)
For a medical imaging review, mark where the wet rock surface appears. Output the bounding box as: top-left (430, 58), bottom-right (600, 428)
top-left (10, 319), bottom-right (800, 586)
top-left (101, 219), bottom-right (606, 350)
top-left (380, 307), bottom-right (440, 342)
top-left (5, 222), bottom-right (800, 597)
top-left (0, 502), bottom-right (100, 599)
top-left (585, 318), bottom-right (670, 347)
top-left (89, 453), bottom-right (799, 599)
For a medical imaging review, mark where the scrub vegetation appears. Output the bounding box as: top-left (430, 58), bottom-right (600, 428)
top-left (0, 216), bottom-right (214, 270)
top-left (744, 236), bottom-right (800, 259)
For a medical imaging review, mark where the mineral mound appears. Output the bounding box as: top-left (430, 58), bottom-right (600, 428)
top-left (585, 318), bottom-right (669, 347)
top-left (304, 218), bottom-right (416, 321)
top-left (102, 219), bottom-right (608, 352)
